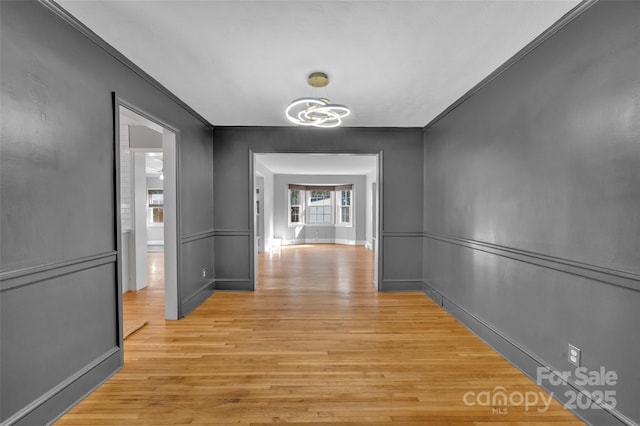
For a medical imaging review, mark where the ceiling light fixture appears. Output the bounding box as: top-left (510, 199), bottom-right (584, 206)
top-left (286, 72), bottom-right (350, 128)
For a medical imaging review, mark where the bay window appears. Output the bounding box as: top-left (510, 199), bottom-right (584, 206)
top-left (287, 184), bottom-right (353, 227)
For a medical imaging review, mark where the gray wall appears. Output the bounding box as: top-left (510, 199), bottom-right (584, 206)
top-left (273, 174), bottom-right (366, 245)
top-left (213, 127), bottom-right (423, 291)
top-left (423, 2), bottom-right (640, 425)
top-left (0, 2), bottom-right (214, 424)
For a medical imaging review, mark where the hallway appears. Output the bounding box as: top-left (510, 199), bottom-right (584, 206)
top-left (57, 245), bottom-right (581, 424)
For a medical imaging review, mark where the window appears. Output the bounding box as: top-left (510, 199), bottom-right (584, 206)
top-left (289, 188), bottom-right (303, 225)
top-left (308, 190), bottom-right (332, 224)
top-left (287, 184), bottom-right (353, 227)
top-left (148, 189), bottom-right (164, 224)
top-left (337, 189), bottom-right (352, 225)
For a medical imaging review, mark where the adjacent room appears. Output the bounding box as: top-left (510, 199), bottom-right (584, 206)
top-left (254, 153), bottom-right (379, 288)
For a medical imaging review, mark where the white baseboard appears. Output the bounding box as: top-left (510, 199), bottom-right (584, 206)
top-left (281, 239), bottom-right (365, 246)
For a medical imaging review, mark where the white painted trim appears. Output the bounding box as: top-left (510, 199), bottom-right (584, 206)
top-left (335, 239), bottom-right (366, 246)
top-left (117, 101), bottom-right (181, 322)
top-left (132, 152), bottom-right (148, 291)
top-left (162, 129), bottom-right (179, 320)
top-left (281, 239), bottom-right (365, 246)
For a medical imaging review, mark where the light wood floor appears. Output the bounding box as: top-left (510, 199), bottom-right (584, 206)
top-left (57, 245), bottom-right (582, 425)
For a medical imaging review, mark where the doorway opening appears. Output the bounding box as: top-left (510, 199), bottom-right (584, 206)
top-left (116, 101), bottom-right (179, 323)
top-left (252, 153), bottom-right (381, 290)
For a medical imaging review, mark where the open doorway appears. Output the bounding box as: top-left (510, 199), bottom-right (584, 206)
top-left (116, 101), bottom-right (179, 322)
top-left (252, 153), bottom-right (381, 289)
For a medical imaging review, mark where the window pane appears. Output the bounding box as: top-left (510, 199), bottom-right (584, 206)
top-left (148, 189), bottom-right (163, 207)
top-left (290, 189), bottom-right (300, 205)
top-left (290, 206), bottom-right (300, 223)
top-left (152, 207), bottom-right (164, 223)
top-left (310, 190), bottom-right (331, 203)
top-left (341, 190), bottom-right (351, 206)
top-left (337, 190), bottom-right (352, 224)
top-left (309, 205), bottom-right (331, 223)
top-left (341, 206), bottom-right (350, 223)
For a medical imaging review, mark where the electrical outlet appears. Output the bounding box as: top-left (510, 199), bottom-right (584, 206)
top-left (568, 344), bottom-right (581, 367)
top-left (201, 267), bottom-right (207, 278)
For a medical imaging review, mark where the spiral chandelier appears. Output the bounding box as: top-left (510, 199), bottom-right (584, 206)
top-left (285, 72), bottom-right (350, 128)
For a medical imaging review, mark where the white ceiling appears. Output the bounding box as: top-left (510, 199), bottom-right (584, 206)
top-left (58, 0), bottom-right (580, 128)
top-left (257, 154), bottom-right (377, 175)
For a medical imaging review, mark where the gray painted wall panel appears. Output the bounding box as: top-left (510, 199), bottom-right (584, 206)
top-left (213, 127), bottom-right (423, 290)
top-left (180, 236), bottom-right (215, 302)
top-left (0, 1), bottom-right (214, 423)
top-left (1, 264), bottom-right (117, 420)
top-left (212, 136), bottom-right (252, 231)
top-left (180, 126), bottom-right (215, 238)
top-left (214, 235), bottom-right (251, 280)
top-left (381, 142), bottom-right (424, 234)
top-left (423, 2), bottom-right (640, 424)
top-left (383, 235), bottom-right (423, 281)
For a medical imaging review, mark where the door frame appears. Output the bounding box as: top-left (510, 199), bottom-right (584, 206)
top-left (113, 94), bottom-right (182, 336)
top-left (249, 150), bottom-right (383, 290)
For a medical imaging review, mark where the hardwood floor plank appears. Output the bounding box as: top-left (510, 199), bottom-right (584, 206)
top-left (56, 245), bottom-right (583, 424)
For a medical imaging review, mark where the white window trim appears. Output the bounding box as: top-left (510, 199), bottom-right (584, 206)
top-left (288, 188), bottom-right (304, 227)
top-left (336, 188), bottom-right (354, 228)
